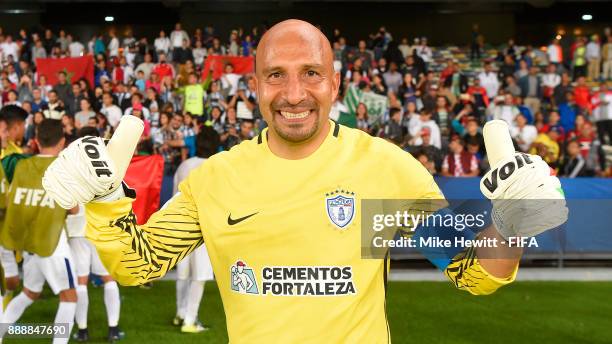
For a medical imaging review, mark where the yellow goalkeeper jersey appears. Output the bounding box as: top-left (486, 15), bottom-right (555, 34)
top-left (86, 121), bottom-right (515, 344)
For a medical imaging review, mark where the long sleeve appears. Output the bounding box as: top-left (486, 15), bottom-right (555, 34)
top-left (444, 246), bottom-right (517, 295)
top-left (85, 182), bottom-right (203, 286)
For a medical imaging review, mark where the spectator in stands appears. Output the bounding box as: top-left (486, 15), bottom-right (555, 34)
top-left (193, 40), bottom-right (207, 67)
top-left (511, 113), bottom-right (538, 152)
top-left (124, 93), bottom-right (150, 120)
top-left (210, 37), bottom-right (226, 55)
top-left (407, 109), bottom-right (441, 149)
top-left (78, 79), bottom-right (93, 101)
top-left (135, 52), bottom-right (155, 80)
top-left (382, 62), bottom-right (402, 95)
top-left (68, 34), bottom-right (85, 57)
top-left (53, 71), bottom-right (71, 107)
top-left (178, 113), bottom-right (196, 159)
top-left (514, 59), bottom-right (529, 80)
top-left (220, 63), bottom-right (241, 100)
top-left (433, 95), bottom-right (451, 138)
top-left (152, 53), bottom-right (175, 80)
top-left (113, 83), bottom-right (130, 111)
top-left (518, 65), bottom-right (542, 114)
top-left (591, 82), bottom-right (612, 145)
top-left (65, 82), bottom-right (83, 116)
top-left (398, 38), bottom-right (411, 59)
top-left (99, 91), bottom-right (122, 128)
top-left (559, 140), bottom-right (587, 177)
top-left (32, 39), bottom-right (47, 61)
top-left (400, 55), bottom-right (421, 80)
top-left (470, 24), bottom-right (482, 61)
top-left (478, 61), bottom-right (499, 98)
top-left (540, 110), bottom-right (565, 141)
top-left (414, 149), bottom-right (437, 175)
top-left (576, 121), bottom-right (602, 175)
top-left (30, 88), bottom-right (47, 113)
top-left (16, 75), bottom-right (33, 103)
top-left (541, 64), bottom-right (560, 103)
top-left (415, 37), bottom-right (432, 68)
top-left (586, 35), bottom-right (601, 81)
top-left (573, 76), bottom-right (591, 112)
top-left (441, 136), bottom-right (479, 177)
top-left (41, 90), bottom-right (65, 120)
top-left (515, 96), bottom-right (533, 124)
top-left (497, 55), bottom-right (514, 86)
top-left (355, 102), bottom-right (370, 134)
top-left (503, 75), bottom-right (521, 98)
top-left (547, 39), bottom-right (563, 68)
top-left (552, 71), bottom-right (572, 108)
top-left (466, 136), bottom-right (486, 174)
top-left (371, 74), bottom-right (387, 96)
top-left (530, 127), bottom-right (561, 168)
top-left (228, 76), bottom-right (257, 117)
top-left (603, 34), bottom-right (612, 81)
top-left (108, 29), bottom-right (120, 58)
top-left (96, 113), bottom-right (112, 139)
top-left (239, 119), bottom-right (255, 141)
top-left (383, 107), bottom-right (404, 145)
top-left (566, 114), bottom-right (585, 141)
top-left (24, 111), bottom-right (44, 149)
top-left (355, 40), bottom-right (374, 71)
top-left (94, 59), bottom-right (111, 87)
top-left (443, 62), bottom-right (468, 98)
top-left (174, 38), bottom-right (194, 65)
top-left (155, 30), bottom-right (171, 56)
top-left (487, 93), bottom-right (518, 124)
top-left (207, 106), bottom-right (225, 134)
top-left (467, 77), bottom-right (490, 112)
top-left (221, 113), bottom-right (241, 150)
top-left (573, 37), bottom-right (587, 80)
top-left (171, 23), bottom-right (189, 60)
top-left (461, 116), bottom-right (485, 156)
top-left (503, 38), bottom-right (518, 58)
top-left (74, 98), bottom-right (95, 129)
top-left (398, 73), bottom-right (417, 107)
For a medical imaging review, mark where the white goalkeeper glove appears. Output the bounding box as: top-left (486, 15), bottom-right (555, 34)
top-left (43, 136), bottom-right (123, 210)
top-left (480, 152), bottom-right (568, 240)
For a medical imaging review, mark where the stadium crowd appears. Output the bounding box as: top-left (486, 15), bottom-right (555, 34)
top-left (0, 23), bottom-right (610, 178)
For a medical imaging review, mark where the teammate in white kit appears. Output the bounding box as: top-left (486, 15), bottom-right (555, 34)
top-left (172, 127), bottom-right (217, 333)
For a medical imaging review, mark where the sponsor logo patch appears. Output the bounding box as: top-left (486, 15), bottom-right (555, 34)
top-left (230, 260), bottom-right (259, 294)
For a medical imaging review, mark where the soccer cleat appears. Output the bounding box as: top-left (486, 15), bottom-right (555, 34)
top-left (73, 328), bottom-right (89, 342)
top-left (107, 326), bottom-right (125, 342)
top-left (181, 322), bottom-right (209, 333)
top-left (172, 316), bottom-right (184, 326)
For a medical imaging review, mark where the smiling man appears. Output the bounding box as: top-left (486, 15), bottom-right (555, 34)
top-left (42, 20), bottom-right (566, 343)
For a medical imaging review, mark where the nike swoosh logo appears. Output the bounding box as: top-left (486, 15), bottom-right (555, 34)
top-left (227, 212), bottom-right (258, 226)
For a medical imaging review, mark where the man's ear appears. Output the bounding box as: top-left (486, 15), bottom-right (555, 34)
top-left (331, 71), bottom-right (340, 101)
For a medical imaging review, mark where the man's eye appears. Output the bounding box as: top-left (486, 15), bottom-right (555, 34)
top-left (306, 70), bottom-right (319, 77)
top-left (269, 72), bottom-right (281, 79)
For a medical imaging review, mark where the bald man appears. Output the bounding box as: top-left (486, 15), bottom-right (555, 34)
top-left (43, 20), bottom-right (565, 343)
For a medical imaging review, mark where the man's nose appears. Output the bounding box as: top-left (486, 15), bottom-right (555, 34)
top-left (284, 74), bottom-right (307, 106)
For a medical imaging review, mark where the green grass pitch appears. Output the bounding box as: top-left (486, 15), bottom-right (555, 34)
top-left (6, 280), bottom-right (611, 343)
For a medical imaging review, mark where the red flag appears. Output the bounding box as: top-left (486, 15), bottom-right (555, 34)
top-left (124, 155), bottom-right (164, 225)
top-left (35, 56), bottom-right (95, 88)
top-left (202, 55), bottom-right (254, 80)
